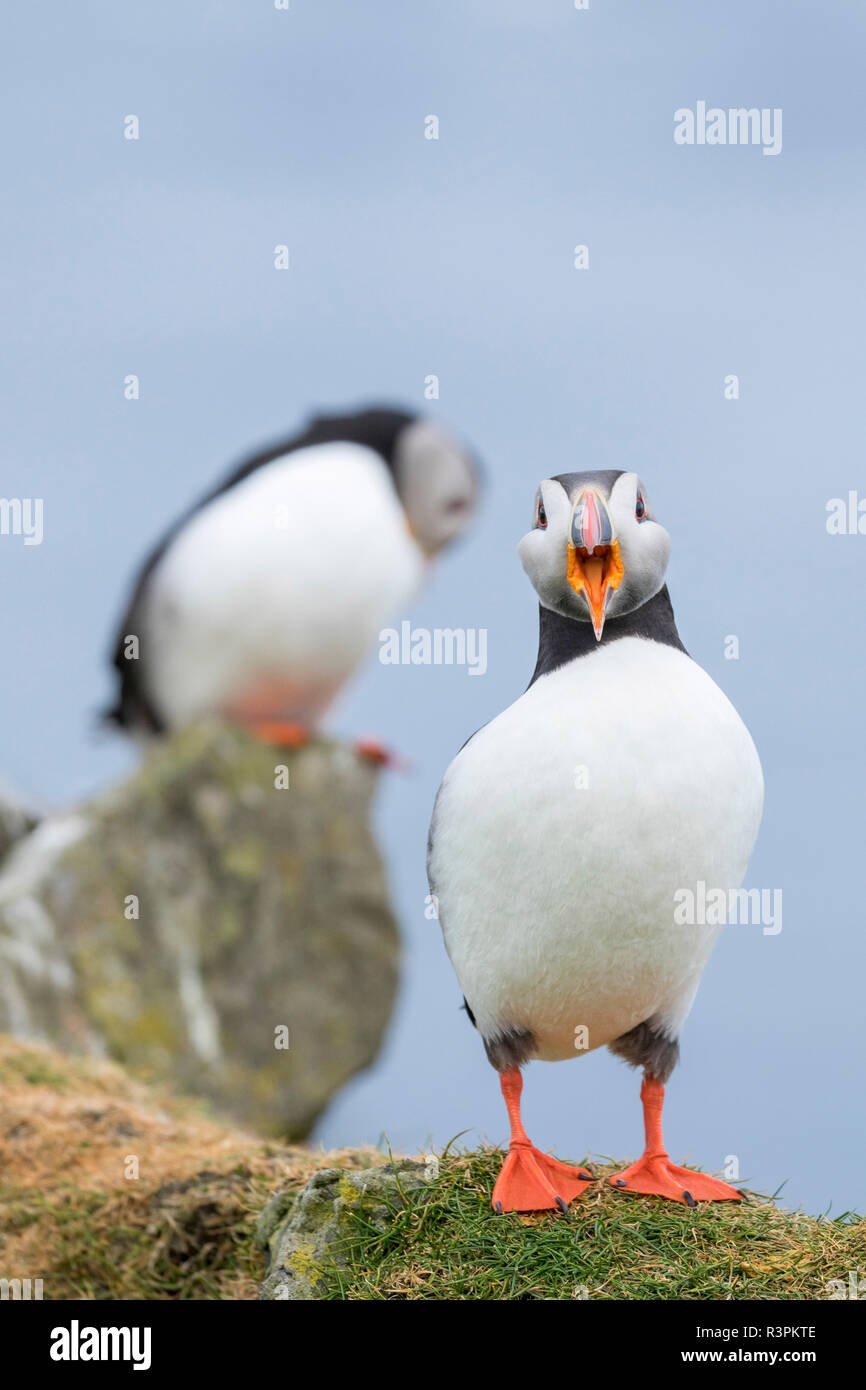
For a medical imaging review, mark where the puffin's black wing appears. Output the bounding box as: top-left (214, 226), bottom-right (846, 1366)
top-left (104, 407), bottom-right (416, 731)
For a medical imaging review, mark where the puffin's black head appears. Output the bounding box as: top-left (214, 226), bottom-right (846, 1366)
top-left (517, 470), bottom-right (671, 640)
top-left (305, 406), bottom-right (480, 557)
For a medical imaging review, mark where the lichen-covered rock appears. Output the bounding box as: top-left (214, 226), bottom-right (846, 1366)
top-left (0, 723), bottom-right (400, 1138)
top-left (258, 1159), bottom-right (436, 1300)
top-left (0, 786), bottom-right (37, 866)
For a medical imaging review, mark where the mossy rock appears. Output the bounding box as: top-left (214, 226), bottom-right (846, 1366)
top-left (0, 723), bottom-right (400, 1138)
top-left (0, 788), bottom-right (36, 866)
top-left (259, 1160), bottom-right (436, 1300)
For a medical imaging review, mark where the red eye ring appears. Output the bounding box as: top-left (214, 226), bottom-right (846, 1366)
top-left (635, 493), bottom-right (646, 520)
top-left (536, 500), bottom-right (547, 528)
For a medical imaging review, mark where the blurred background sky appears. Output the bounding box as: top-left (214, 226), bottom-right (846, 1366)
top-left (1, 0), bottom-right (864, 1215)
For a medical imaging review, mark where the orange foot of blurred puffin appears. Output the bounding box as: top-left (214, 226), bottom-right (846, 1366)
top-left (609, 1076), bottom-right (742, 1206)
top-left (354, 737), bottom-right (393, 766)
top-left (354, 738), bottom-right (411, 770)
top-left (492, 1069), bottom-right (594, 1214)
top-left (247, 720), bottom-right (311, 749)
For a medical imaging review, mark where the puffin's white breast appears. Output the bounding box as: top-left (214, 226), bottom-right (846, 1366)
top-left (430, 637), bottom-right (763, 1061)
top-left (141, 443), bottom-right (425, 729)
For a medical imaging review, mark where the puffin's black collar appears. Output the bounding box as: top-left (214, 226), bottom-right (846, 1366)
top-left (528, 585), bottom-right (687, 687)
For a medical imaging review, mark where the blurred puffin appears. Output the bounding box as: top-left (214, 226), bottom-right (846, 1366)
top-left (106, 407), bottom-right (479, 750)
top-left (428, 470), bottom-right (763, 1212)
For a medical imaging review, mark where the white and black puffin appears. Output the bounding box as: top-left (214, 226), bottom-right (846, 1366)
top-left (427, 469), bottom-right (763, 1212)
top-left (106, 408), bottom-right (479, 751)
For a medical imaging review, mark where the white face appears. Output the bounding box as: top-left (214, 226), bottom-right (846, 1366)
top-left (393, 420), bottom-right (480, 555)
top-left (517, 471), bottom-right (671, 639)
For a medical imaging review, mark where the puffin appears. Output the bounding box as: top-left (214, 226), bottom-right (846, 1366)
top-left (105, 407), bottom-right (479, 750)
top-left (427, 469), bottom-right (763, 1212)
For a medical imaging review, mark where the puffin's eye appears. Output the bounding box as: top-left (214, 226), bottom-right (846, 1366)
top-left (536, 500), bottom-right (547, 529)
top-left (635, 492), bottom-right (646, 520)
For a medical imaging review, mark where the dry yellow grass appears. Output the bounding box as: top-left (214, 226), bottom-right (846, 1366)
top-left (0, 1036), bottom-right (376, 1299)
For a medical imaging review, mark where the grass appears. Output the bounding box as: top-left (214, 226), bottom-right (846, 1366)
top-left (1, 1037), bottom-right (862, 1300)
top-left (324, 1148), bottom-right (865, 1301)
top-left (0, 1037), bottom-right (378, 1300)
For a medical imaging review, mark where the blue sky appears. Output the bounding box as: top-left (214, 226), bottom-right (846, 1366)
top-left (2, 0), bottom-right (864, 1215)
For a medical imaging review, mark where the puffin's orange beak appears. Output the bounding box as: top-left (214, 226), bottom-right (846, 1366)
top-left (567, 542), bottom-right (624, 640)
top-left (567, 490), bottom-right (624, 641)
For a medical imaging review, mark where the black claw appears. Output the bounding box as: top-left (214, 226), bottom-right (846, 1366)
top-left (736, 1189), bottom-right (747, 1199)
top-left (555, 1196), bottom-right (568, 1213)
top-left (683, 1189), bottom-right (696, 1208)
top-left (578, 1171), bottom-right (593, 1182)
top-left (615, 1179), bottom-right (627, 1188)
top-left (494, 1200), bottom-right (503, 1214)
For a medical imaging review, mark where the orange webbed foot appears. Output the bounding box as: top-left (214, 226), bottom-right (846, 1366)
top-left (354, 737), bottom-right (411, 770)
top-left (247, 720), bottom-right (311, 749)
top-left (609, 1154), bottom-right (742, 1206)
top-left (492, 1143), bottom-right (594, 1214)
top-left (491, 1067), bottom-right (594, 1214)
top-left (612, 1075), bottom-right (743, 1206)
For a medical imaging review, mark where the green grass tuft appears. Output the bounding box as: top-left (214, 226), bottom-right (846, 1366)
top-left (325, 1148), bottom-right (865, 1301)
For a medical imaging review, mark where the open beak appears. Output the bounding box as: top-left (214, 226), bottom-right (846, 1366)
top-left (567, 491), bottom-right (624, 641)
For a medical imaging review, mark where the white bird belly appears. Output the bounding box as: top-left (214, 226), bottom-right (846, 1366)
top-left (140, 444), bottom-right (425, 728)
top-left (430, 638), bottom-right (763, 1062)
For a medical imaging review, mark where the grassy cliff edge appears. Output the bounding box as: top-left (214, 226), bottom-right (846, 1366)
top-left (0, 1038), bottom-right (861, 1301)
